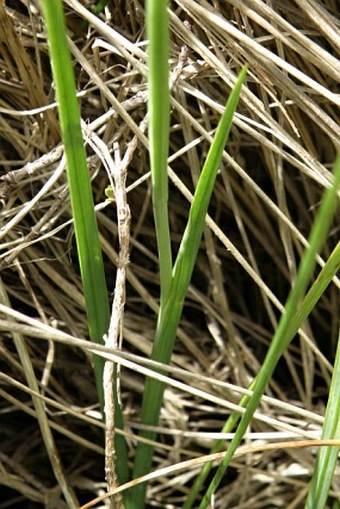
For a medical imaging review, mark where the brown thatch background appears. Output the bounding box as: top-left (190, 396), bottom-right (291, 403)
top-left (0, 0), bottom-right (339, 508)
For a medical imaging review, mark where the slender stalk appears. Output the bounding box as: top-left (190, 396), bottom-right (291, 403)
top-left (42, 0), bottom-right (129, 490)
top-left (304, 304), bottom-right (340, 507)
top-left (148, 0), bottom-right (173, 307)
top-left (196, 152), bottom-right (340, 509)
top-left (184, 237), bottom-right (340, 508)
top-left (130, 65), bottom-right (247, 506)
top-left (42, 0), bottom-right (109, 399)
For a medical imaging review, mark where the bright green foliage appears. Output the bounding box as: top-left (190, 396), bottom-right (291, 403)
top-left (42, 0), bottom-right (246, 506)
top-left (186, 152), bottom-right (340, 509)
top-left (41, 1), bottom-right (340, 509)
top-left (42, 0), bottom-right (129, 489)
top-left (304, 328), bottom-right (340, 509)
top-left (148, 0), bottom-right (173, 308)
top-left (129, 0), bottom-right (248, 500)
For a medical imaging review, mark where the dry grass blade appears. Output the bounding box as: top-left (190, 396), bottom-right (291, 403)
top-left (0, 3), bottom-right (59, 142)
top-left (0, 281), bottom-right (79, 507)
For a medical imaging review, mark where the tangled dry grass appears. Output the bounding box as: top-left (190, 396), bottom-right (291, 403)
top-left (0, 0), bottom-right (339, 508)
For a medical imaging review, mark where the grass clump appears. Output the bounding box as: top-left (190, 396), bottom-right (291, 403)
top-left (0, 1), bottom-right (339, 508)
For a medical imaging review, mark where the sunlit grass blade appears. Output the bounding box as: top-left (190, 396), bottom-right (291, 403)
top-left (195, 152), bottom-right (340, 509)
top-left (184, 243), bottom-right (340, 509)
top-left (148, 0), bottom-right (172, 307)
top-left (304, 327), bottom-right (340, 509)
top-left (42, 0), bottom-right (129, 487)
top-left (130, 65), bottom-right (247, 506)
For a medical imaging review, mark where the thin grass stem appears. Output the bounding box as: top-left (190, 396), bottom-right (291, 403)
top-left (195, 152), bottom-right (340, 509)
top-left (148, 0), bottom-right (172, 307)
top-left (130, 64), bottom-right (247, 506)
top-left (41, 0), bottom-right (129, 491)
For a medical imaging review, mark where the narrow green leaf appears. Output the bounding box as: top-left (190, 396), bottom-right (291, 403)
top-left (305, 327), bottom-right (340, 509)
top-left (130, 65), bottom-right (247, 507)
top-left (196, 152), bottom-right (340, 509)
top-left (41, 0), bottom-right (129, 488)
top-left (148, 0), bottom-right (172, 307)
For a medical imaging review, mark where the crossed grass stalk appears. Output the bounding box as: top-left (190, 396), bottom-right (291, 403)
top-left (42, 0), bottom-right (339, 508)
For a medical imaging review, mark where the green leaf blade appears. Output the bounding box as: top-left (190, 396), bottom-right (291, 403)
top-left (130, 65), bottom-right (247, 507)
top-left (148, 0), bottom-right (173, 307)
top-left (195, 152), bottom-right (340, 509)
top-left (42, 0), bottom-right (129, 490)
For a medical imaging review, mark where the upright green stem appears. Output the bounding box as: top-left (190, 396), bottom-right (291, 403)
top-left (148, 0), bottom-right (173, 307)
top-left (197, 152), bottom-right (340, 509)
top-left (130, 65), bottom-right (247, 507)
top-left (42, 0), bottom-right (129, 490)
top-left (305, 329), bottom-right (340, 509)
